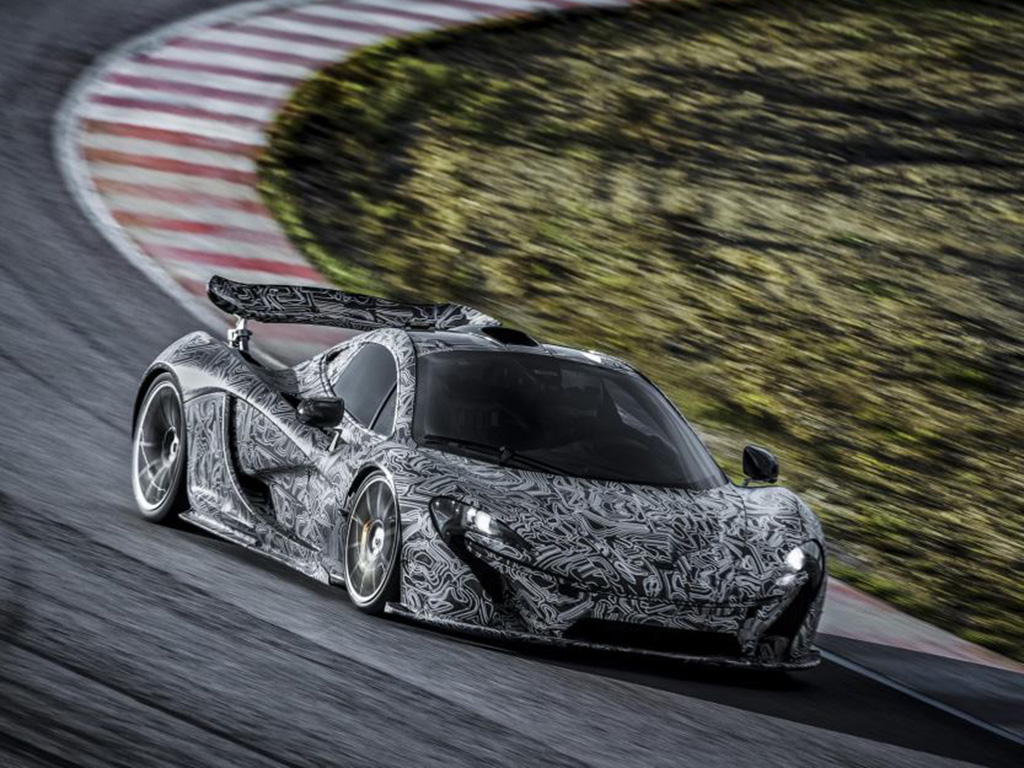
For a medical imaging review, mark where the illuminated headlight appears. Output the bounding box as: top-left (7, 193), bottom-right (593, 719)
top-left (466, 507), bottom-right (496, 536)
top-left (778, 542), bottom-right (824, 587)
top-left (785, 546), bottom-right (806, 573)
top-left (429, 497), bottom-right (530, 552)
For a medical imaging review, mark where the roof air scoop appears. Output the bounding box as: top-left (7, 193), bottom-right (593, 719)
top-left (479, 326), bottom-right (540, 347)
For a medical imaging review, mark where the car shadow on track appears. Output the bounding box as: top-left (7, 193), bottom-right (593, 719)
top-left (180, 528), bottom-right (1023, 768)
top-left (398, 621), bottom-right (1024, 768)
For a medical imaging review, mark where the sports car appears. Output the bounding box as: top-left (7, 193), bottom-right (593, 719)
top-left (131, 275), bottom-right (827, 670)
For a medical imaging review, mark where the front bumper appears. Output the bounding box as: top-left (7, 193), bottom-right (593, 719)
top-left (384, 602), bottom-right (821, 671)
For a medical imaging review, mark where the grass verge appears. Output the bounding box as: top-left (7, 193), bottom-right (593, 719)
top-left (260, 0), bottom-right (1024, 660)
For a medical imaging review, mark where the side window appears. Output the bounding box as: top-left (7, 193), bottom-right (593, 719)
top-left (332, 343), bottom-right (397, 429)
top-left (371, 386), bottom-right (397, 436)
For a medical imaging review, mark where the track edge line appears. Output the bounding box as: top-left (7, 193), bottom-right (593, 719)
top-left (820, 648), bottom-right (1024, 750)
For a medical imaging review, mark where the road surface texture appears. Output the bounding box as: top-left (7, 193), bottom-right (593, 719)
top-left (1, 0), bottom-right (1023, 766)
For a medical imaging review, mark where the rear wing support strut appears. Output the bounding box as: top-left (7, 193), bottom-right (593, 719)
top-left (228, 316), bottom-right (251, 354)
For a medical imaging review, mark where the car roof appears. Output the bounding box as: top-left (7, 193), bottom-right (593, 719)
top-left (406, 328), bottom-right (637, 374)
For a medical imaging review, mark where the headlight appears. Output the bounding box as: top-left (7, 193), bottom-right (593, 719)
top-left (429, 497), bottom-right (530, 552)
top-left (784, 546), bottom-right (806, 573)
top-left (779, 542), bottom-right (824, 587)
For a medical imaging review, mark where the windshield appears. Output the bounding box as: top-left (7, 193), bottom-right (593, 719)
top-left (413, 350), bottom-right (727, 489)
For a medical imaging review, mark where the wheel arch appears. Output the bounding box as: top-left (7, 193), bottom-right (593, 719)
top-left (343, 461), bottom-right (409, 539)
top-left (345, 462), bottom-right (393, 509)
top-left (132, 365), bottom-right (178, 432)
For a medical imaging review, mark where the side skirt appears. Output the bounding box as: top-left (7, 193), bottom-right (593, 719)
top-left (181, 509), bottom-right (332, 585)
top-left (181, 509), bottom-right (258, 548)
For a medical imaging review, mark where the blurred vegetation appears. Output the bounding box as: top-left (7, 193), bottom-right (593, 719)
top-left (260, 0), bottom-right (1024, 659)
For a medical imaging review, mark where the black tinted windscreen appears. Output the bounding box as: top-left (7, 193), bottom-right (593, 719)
top-left (332, 343), bottom-right (397, 426)
top-left (413, 351), bottom-right (726, 489)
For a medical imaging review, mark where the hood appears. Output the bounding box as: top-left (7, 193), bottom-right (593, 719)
top-left (424, 449), bottom-right (809, 605)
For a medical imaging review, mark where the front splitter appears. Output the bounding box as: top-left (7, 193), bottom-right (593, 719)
top-left (384, 603), bottom-right (821, 672)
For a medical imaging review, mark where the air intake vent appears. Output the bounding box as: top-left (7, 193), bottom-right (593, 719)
top-left (563, 619), bottom-right (742, 658)
top-left (480, 327), bottom-right (540, 347)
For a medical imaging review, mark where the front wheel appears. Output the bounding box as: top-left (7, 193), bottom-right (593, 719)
top-left (343, 472), bottom-right (401, 614)
top-left (131, 373), bottom-right (188, 523)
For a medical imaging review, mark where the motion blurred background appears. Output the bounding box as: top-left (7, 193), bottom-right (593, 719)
top-left (2, 0), bottom-right (1023, 765)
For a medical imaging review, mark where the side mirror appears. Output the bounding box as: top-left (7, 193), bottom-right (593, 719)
top-left (297, 397), bottom-right (345, 429)
top-left (742, 445), bottom-right (779, 484)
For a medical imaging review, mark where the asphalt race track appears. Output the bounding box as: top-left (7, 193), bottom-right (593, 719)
top-left (1, 1), bottom-right (1023, 766)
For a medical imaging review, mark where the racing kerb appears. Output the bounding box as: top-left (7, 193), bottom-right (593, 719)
top-left (58, 0), bottom-right (1024, 739)
top-left (58, 0), bottom-right (621, 361)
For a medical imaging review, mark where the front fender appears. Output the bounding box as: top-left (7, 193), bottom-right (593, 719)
top-left (379, 447), bottom-right (501, 628)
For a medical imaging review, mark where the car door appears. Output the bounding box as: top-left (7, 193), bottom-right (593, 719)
top-left (330, 341), bottom-right (399, 444)
top-left (273, 339), bottom-right (400, 578)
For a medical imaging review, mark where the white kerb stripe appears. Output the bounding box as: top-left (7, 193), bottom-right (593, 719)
top-left (129, 228), bottom-right (302, 262)
top-left (390, 0), bottom-right (563, 13)
top-left (254, 9), bottom-right (438, 34)
top-left (165, 261), bottom-right (328, 288)
top-left (239, 16), bottom-right (400, 44)
top-left (472, 0), bottom-right (562, 7)
top-left (189, 27), bottom-right (357, 59)
top-left (304, 0), bottom-right (480, 23)
top-left (78, 104), bottom-right (268, 145)
top-left (82, 134), bottom-right (257, 170)
top-left (100, 61), bottom-right (298, 98)
top-left (150, 46), bottom-right (317, 79)
top-left (87, 164), bottom-right (266, 201)
top-left (102, 195), bottom-right (280, 232)
top-left (90, 82), bottom-right (278, 122)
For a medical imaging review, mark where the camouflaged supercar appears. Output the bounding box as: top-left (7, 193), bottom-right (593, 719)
top-left (131, 276), bottom-right (827, 670)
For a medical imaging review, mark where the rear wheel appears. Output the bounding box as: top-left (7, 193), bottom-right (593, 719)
top-left (343, 472), bottom-right (401, 614)
top-left (132, 373), bottom-right (188, 523)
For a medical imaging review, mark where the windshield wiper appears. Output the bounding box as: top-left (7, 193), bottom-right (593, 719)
top-left (496, 446), bottom-right (574, 476)
top-left (419, 434), bottom-right (572, 476)
top-left (419, 433), bottom-right (503, 454)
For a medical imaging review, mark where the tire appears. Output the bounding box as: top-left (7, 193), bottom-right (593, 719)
top-left (131, 373), bottom-right (188, 523)
top-left (343, 471), bottom-right (401, 614)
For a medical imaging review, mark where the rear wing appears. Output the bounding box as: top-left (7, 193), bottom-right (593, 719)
top-left (207, 276), bottom-right (499, 337)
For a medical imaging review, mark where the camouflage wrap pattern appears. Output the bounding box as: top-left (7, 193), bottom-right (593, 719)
top-left (138, 325), bottom-right (826, 669)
